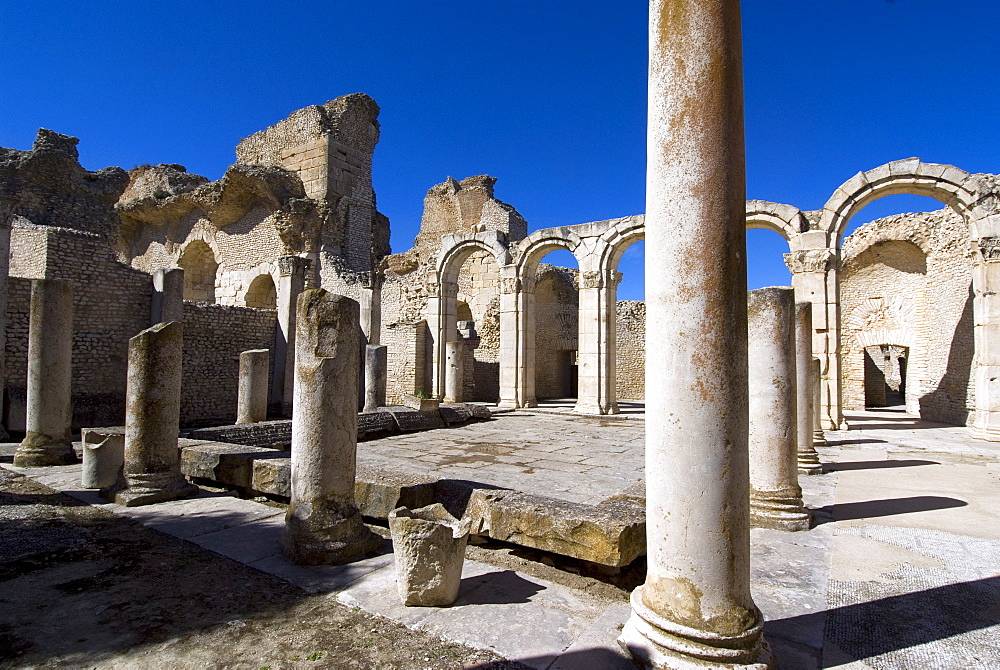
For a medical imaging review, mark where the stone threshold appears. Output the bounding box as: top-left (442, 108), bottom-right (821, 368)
top-left (178, 439), bottom-right (646, 568)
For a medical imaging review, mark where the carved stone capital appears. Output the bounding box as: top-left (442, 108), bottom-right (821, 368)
top-left (277, 255), bottom-right (312, 277)
top-left (579, 270), bottom-right (605, 289)
top-left (783, 249), bottom-right (834, 274)
top-left (978, 237), bottom-right (1000, 261)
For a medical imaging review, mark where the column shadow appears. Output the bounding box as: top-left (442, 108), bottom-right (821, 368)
top-left (811, 495), bottom-right (966, 526)
top-left (822, 459), bottom-right (938, 473)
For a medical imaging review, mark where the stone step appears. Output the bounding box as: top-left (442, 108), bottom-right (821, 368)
top-left (178, 440), bottom-right (645, 568)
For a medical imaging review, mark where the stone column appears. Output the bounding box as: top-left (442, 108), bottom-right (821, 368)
top-left (151, 267), bottom-right (184, 324)
top-left (363, 344), bottom-right (387, 412)
top-left (0, 207), bottom-right (11, 441)
top-left (971, 235), bottom-right (1000, 440)
top-left (14, 279), bottom-right (76, 467)
top-left (575, 268), bottom-right (620, 415)
top-left (812, 359), bottom-right (827, 447)
top-left (237, 349), bottom-right (270, 424)
top-left (271, 256), bottom-right (311, 417)
top-left (619, 2), bottom-right (771, 668)
top-left (282, 289), bottom-right (383, 565)
top-left (108, 321), bottom-right (197, 506)
top-left (498, 270), bottom-right (536, 408)
top-left (444, 340), bottom-right (464, 403)
top-left (431, 279), bottom-right (459, 400)
top-left (794, 302), bottom-right (822, 474)
top-left (748, 288), bottom-right (810, 531)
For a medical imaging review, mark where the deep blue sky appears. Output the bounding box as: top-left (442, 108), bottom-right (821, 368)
top-left (1, 1), bottom-right (996, 299)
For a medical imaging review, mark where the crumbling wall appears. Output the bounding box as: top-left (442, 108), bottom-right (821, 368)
top-left (616, 301), bottom-right (645, 401)
top-left (840, 208), bottom-right (975, 424)
top-left (181, 302), bottom-right (277, 426)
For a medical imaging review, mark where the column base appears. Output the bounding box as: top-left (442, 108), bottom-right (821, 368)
top-left (812, 430), bottom-right (827, 448)
top-left (282, 506), bottom-right (385, 566)
top-left (797, 447), bottom-right (823, 475)
top-left (750, 488), bottom-right (811, 532)
top-left (497, 399), bottom-right (537, 409)
top-left (573, 401), bottom-right (619, 415)
top-left (13, 432), bottom-right (77, 467)
top-left (105, 470), bottom-right (199, 507)
top-left (618, 586), bottom-right (772, 670)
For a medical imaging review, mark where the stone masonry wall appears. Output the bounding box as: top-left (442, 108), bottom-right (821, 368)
top-left (181, 302), bottom-right (277, 426)
top-left (840, 209), bottom-right (975, 425)
top-left (616, 301), bottom-right (645, 401)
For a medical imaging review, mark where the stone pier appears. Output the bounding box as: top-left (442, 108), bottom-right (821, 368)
top-left (271, 255), bottom-right (311, 417)
top-left (237, 349), bottom-right (270, 424)
top-left (282, 289), bottom-right (383, 565)
top-left (14, 279), bottom-right (76, 467)
top-left (619, 1), bottom-right (772, 667)
top-left (150, 267), bottom-right (184, 324)
top-left (108, 321), bottom-right (198, 506)
top-left (747, 288), bottom-right (810, 531)
top-left (444, 341), bottom-right (464, 403)
top-left (363, 344), bottom-right (388, 412)
top-left (795, 303), bottom-right (822, 474)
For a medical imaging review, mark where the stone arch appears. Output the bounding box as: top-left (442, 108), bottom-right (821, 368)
top-left (595, 215), bottom-right (646, 276)
top-left (436, 231), bottom-right (511, 284)
top-left (244, 272), bottom-right (277, 309)
top-left (178, 239), bottom-right (219, 303)
top-left (818, 159), bottom-right (988, 247)
top-left (512, 228), bottom-right (583, 281)
top-left (745, 200), bottom-right (809, 244)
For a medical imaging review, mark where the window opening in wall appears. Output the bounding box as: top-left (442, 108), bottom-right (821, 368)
top-left (178, 240), bottom-right (219, 303)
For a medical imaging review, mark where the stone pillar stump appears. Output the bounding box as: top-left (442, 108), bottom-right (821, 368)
top-left (795, 303), bottom-right (822, 474)
top-left (237, 349), bottom-right (270, 424)
top-left (363, 344), bottom-right (388, 412)
top-left (444, 341), bottom-right (464, 403)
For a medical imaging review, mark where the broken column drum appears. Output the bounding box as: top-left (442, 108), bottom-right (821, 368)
top-left (14, 279), bottom-right (76, 467)
top-left (388, 503), bottom-right (469, 607)
top-left (108, 321), bottom-right (198, 506)
top-left (619, 1), bottom-right (772, 668)
top-left (444, 341), bottom-right (464, 403)
top-left (237, 349), bottom-right (270, 424)
top-left (81, 427), bottom-right (125, 489)
top-left (363, 344), bottom-right (388, 412)
top-left (281, 289), bottom-right (384, 565)
top-left (794, 303), bottom-right (822, 474)
top-left (747, 288), bottom-right (810, 531)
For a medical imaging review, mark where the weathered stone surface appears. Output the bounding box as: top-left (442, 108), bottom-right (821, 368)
top-left (180, 442), bottom-right (277, 489)
top-left (14, 279), bottom-right (76, 467)
top-left (363, 344), bottom-right (387, 412)
top-left (236, 349), bottom-right (270, 424)
top-left (444, 341), bottom-right (464, 403)
top-left (389, 503), bottom-right (469, 607)
top-left (355, 463), bottom-right (437, 519)
top-left (382, 406), bottom-right (445, 431)
top-left (187, 420), bottom-right (292, 449)
top-left (357, 411), bottom-right (395, 436)
top-left (465, 489), bottom-right (645, 568)
top-left (282, 289), bottom-right (383, 565)
top-left (401, 395), bottom-right (440, 413)
top-left (81, 427), bottom-right (125, 489)
top-left (107, 321), bottom-right (198, 507)
top-left (439, 405), bottom-right (471, 426)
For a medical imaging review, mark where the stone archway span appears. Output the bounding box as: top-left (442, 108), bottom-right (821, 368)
top-left (746, 200), bottom-right (808, 244)
top-left (817, 159), bottom-right (990, 247)
top-left (435, 230), bottom-right (511, 281)
top-left (511, 227), bottom-right (583, 279)
top-left (594, 215), bottom-right (646, 276)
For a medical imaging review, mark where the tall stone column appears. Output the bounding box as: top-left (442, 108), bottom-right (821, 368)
top-left (271, 256), bottom-right (311, 417)
top-left (237, 349), bottom-right (270, 424)
top-left (620, 2), bottom-right (771, 668)
top-left (151, 267), bottom-right (184, 324)
top-left (14, 279), bottom-right (76, 467)
top-left (748, 288), bottom-right (810, 531)
top-left (971, 235), bottom-right (1000, 440)
top-left (431, 279), bottom-right (458, 400)
top-left (0, 207), bottom-right (11, 441)
top-left (444, 341), bottom-right (464, 403)
top-left (498, 270), bottom-right (536, 408)
top-left (282, 289), bottom-right (383, 565)
top-left (812, 359), bottom-right (827, 447)
top-left (363, 344), bottom-right (388, 412)
top-left (108, 321), bottom-right (197, 506)
top-left (575, 268), bottom-right (620, 415)
top-left (794, 302), bottom-right (822, 474)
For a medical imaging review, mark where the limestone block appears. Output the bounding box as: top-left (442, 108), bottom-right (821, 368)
top-left (180, 442), bottom-right (276, 489)
top-left (251, 455), bottom-right (291, 497)
top-left (81, 427), bottom-right (125, 489)
top-left (388, 504), bottom-right (469, 607)
top-left (401, 395), bottom-right (440, 412)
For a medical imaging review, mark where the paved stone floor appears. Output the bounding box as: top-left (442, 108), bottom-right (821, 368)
top-left (5, 406), bottom-right (1000, 669)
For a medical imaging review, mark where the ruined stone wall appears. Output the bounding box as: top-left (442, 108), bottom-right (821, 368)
top-left (616, 301), bottom-right (645, 400)
top-left (181, 302), bottom-right (277, 426)
top-left (6, 224), bottom-right (152, 429)
top-left (382, 320), bottom-right (429, 404)
top-left (840, 209), bottom-right (975, 424)
top-left (534, 266), bottom-right (578, 398)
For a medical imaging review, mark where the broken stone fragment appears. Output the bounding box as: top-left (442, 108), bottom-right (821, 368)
top-left (388, 504), bottom-right (469, 607)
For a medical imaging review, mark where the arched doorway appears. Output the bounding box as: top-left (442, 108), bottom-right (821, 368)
top-left (244, 273), bottom-right (277, 309)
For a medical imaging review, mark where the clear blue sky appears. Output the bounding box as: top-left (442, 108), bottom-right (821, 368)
top-left (1, 1), bottom-right (996, 300)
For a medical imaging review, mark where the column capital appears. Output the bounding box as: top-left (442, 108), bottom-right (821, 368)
top-left (500, 276), bottom-right (535, 294)
top-left (783, 248), bottom-right (835, 274)
top-left (277, 255), bottom-right (312, 277)
top-left (978, 236), bottom-right (1000, 261)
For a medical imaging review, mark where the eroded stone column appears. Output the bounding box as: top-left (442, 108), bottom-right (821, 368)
top-left (14, 279), bottom-right (75, 467)
top-left (363, 344), bottom-right (387, 412)
top-left (794, 303), bottom-right (822, 474)
top-left (812, 359), bottom-right (828, 447)
top-left (151, 267), bottom-right (184, 324)
top-left (444, 341), bottom-right (464, 403)
top-left (620, 1), bottom-right (771, 667)
top-left (271, 256), bottom-right (311, 417)
top-left (237, 349), bottom-right (270, 424)
top-left (0, 208), bottom-right (11, 441)
top-left (108, 321), bottom-right (197, 506)
top-left (282, 289), bottom-right (383, 565)
top-left (748, 288), bottom-right (810, 532)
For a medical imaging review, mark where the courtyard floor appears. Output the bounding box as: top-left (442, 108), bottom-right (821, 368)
top-left (2, 406), bottom-right (998, 669)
